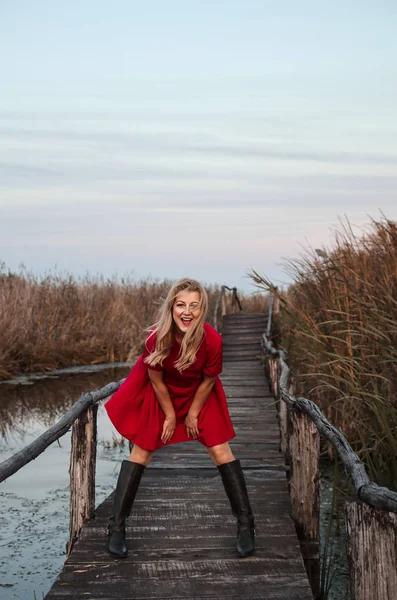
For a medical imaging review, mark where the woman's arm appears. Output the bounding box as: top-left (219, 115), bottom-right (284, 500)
top-left (148, 369), bottom-right (176, 443)
top-left (185, 375), bottom-right (216, 439)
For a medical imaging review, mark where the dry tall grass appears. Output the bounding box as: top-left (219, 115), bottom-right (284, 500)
top-left (251, 214), bottom-right (397, 488)
top-left (0, 265), bottom-right (266, 380)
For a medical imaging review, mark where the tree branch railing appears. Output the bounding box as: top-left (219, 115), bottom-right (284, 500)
top-left (0, 380), bottom-right (125, 484)
top-left (263, 293), bottom-right (397, 513)
top-left (263, 291), bottom-right (397, 600)
top-left (214, 285), bottom-right (243, 331)
top-left (0, 377), bottom-right (126, 554)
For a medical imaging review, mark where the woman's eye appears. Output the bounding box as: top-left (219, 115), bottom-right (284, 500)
top-left (175, 303), bottom-right (199, 309)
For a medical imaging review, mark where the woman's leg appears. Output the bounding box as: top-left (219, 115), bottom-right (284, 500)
top-left (207, 442), bottom-right (235, 465)
top-left (107, 444), bottom-right (154, 557)
top-left (207, 442), bottom-right (255, 557)
top-left (128, 444), bottom-right (154, 466)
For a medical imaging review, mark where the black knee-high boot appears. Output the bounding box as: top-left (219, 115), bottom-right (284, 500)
top-left (217, 459), bottom-right (255, 557)
top-left (107, 460), bottom-right (145, 558)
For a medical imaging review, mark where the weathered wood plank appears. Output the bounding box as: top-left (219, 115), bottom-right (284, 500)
top-left (67, 539), bottom-right (300, 563)
top-left (345, 500), bottom-right (397, 600)
top-left (223, 343), bottom-right (262, 348)
top-left (222, 334), bottom-right (262, 341)
top-left (287, 409), bottom-right (320, 596)
top-left (68, 404), bottom-right (98, 555)
top-left (225, 387), bottom-right (269, 397)
top-left (46, 576), bottom-right (312, 600)
top-left (223, 354), bottom-right (263, 359)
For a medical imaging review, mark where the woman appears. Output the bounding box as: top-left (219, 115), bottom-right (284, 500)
top-left (105, 278), bottom-right (255, 559)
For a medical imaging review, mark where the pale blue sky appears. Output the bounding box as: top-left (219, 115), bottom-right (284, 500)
top-left (1, 1), bottom-right (396, 290)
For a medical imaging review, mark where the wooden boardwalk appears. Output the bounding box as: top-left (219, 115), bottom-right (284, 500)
top-left (45, 314), bottom-right (313, 600)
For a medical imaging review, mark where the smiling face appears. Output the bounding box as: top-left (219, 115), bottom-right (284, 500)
top-left (172, 290), bottom-right (202, 339)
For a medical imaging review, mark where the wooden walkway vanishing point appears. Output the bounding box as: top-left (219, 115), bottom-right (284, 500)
top-left (45, 313), bottom-right (313, 600)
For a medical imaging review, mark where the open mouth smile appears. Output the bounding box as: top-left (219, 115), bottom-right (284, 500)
top-left (181, 318), bottom-right (193, 326)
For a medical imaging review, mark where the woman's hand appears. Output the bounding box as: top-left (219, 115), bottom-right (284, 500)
top-left (161, 412), bottom-right (176, 443)
top-left (185, 412), bottom-right (199, 439)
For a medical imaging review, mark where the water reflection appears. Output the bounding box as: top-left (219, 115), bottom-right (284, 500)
top-left (0, 364), bottom-right (132, 600)
top-left (0, 365), bottom-right (131, 443)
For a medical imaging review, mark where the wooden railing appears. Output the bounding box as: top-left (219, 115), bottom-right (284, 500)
top-left (263, 292), bottom-right (397, 600)
top-left (0, 378), bottom-right (126, 554)
top-left (213, 285), bottom-right (243, 331)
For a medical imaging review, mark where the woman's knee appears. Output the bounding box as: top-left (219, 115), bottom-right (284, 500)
top-left (207, 442), bottom-right (235, 466)
top-left (128, 444), bottom-right (154, 466)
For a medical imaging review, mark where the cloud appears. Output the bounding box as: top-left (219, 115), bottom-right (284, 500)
top-left (0, 162), bottom-right (61, 182)
top-left (1, 123), bottom-right (397, 168)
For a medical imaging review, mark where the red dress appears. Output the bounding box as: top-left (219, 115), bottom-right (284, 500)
top-left (105, 322), bottom-right (236, 451)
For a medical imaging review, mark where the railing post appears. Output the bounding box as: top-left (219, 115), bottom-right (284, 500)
top-left (345, 500), bottom-right (397, 600)
top-left (279, 398), bottom-right (288, 453)
top-left (278, 375), bottom-right (292, 454)
top-left (231, 289), bottom-right (237, 313)
top-left (265, 347), bottom-right (320, 595)
top-left (266, 356), bottom-right (288, 453)
top-left (68, 404), bottom-right (98, 555)
top-left (287, 406), bottom-right (320, 597)
top-left (262, 290), bottom-right (397, 599)
top-left (221, 288), bottom-right (227, 317)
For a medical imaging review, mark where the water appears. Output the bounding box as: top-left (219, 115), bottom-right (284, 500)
top-left (320, 465), bottom-right (350, 600)
top-left (0, 365), bottom-right (132, 600)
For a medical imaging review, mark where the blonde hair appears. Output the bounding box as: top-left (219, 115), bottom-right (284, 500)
top-left (144, 278), bottom-right (208, 372)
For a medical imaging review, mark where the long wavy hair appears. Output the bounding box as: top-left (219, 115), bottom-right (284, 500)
top-left (144, 278), bottom-right (208, 372)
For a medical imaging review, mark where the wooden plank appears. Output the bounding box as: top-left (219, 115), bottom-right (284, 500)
top-left (222, 375), bottom-right (265, 379)
top-left (222, 364), bottom-right (263, 369)
top-left (221, 334), bottom-right (262, 339)
top-left (222, 330), bottom-right (265, 336)
top-left (223, 314), bottom-right (266, 320)
top-left (68, 538), bottom-right (301, 563)
top-left (223, 352), bottom-right (263, 359)
top-left (68, 404), bottom-right (97, 554)
top-left (46, 574), bottom-right (312, 600)
top-left (223, 340), bottom-right (262, 346)
top-left (222, 361), bottom-right (264, 367)
top-left (225, 387), bottom-right (269, 397)
top-left (346, 501), bottom-right (397, 600)
top-left (51, 557), bottom-right (307, 580)
top-left (222, 356), bottom-right (263, 361)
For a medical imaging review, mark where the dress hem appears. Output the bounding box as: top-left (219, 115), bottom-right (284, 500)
top-left (124, 432), bottom-right (237, 452)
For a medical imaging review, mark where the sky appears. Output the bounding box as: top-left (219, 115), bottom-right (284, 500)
top-left (1, 0), bottom-right (396, 291)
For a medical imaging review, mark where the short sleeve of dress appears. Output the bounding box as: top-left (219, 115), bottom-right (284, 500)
top-left (141, 332), bottom-right (163, 372)
top-left (203, 332), bottom-right (223, 377)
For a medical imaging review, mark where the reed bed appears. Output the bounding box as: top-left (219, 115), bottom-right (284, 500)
top-left (0, 265), bottom-right (266, 380)
top-left (251, 214), bottom-right (397, 489)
